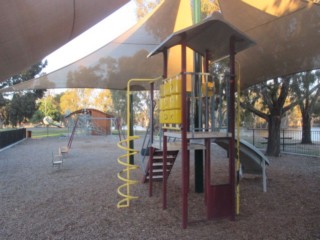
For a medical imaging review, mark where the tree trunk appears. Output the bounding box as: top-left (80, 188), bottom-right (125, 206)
top-left (301, 111), bottom-right (312, 144)
top-left (266, 115), bottom-right (281, 156)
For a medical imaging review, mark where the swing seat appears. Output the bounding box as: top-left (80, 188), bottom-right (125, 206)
top-left (52, 151), bottom-right (63, 168)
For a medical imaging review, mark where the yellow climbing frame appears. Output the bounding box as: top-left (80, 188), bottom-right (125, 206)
top-left (117, 77), bottom-right (162, 208)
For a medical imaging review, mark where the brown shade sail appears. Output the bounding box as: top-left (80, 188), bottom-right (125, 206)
top-left (0, 0), bottom-right (129, 82)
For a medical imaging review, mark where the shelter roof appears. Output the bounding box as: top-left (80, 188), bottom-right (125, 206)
top-left (218, 0), bottom-right (320, 89)
top-left (1, 0), bottom-right (319, 92)
top-left (0, 0), bottom-right (192, 92)
top-left (0, 0), bottom-right (129, 82)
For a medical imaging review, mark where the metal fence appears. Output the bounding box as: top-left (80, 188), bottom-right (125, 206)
top-left (0, 128), bottom-right (26, 149)
top-left (239, 128), bottom-right (320, 157)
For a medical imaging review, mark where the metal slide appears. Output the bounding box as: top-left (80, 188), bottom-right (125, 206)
top-left (214, 138), bottom-right (270, 192)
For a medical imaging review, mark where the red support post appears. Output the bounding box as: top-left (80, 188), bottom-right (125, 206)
top-left (162, 131), bottom-right (168, 209)
top-left (204, 139), bottom-right (211, 206)
top-left (181, 38), bottom-right (188, 229)
top-left (149, 148), bottom-right (154, 197)
top-left (162, 49), bottom-right (168, 210)
top-left (149, 82), bottom-right (155, 197)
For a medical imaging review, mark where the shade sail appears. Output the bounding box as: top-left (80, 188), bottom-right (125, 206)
top-left (0, 0), bottom-right (193, 92)
top-left (218, 0), bottom-right (320, 89)
top-left (148, 13), bottom-right (255, 60)
top-left (2, 0), bottom-right (320, 92)
top-left (0, 0), bottom-right (129, 82)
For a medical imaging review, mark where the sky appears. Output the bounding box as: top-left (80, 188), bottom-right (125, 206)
top-left (42, 1), bottom-right (138, 74)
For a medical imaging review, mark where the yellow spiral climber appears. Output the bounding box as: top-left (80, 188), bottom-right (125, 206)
top-left (117, 135), bottom-right (140, 208)
top-left (117, 77), bottom-right (162, 208)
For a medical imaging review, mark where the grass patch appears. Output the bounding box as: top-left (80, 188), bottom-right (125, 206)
top-left (27, 127), bottom-right (68, 138)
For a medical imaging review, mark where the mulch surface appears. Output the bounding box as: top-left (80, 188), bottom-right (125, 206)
top-left (0, 135), bottom-right (319, 239)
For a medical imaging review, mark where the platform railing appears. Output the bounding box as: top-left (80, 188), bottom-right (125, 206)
top-left (161, 72), bottom-right (228, 135)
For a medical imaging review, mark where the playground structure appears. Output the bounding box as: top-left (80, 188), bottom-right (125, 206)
top-left (64, 109), bottom-right (116, 136)
top-left (56, 109), bottom-right (117, 159)
top-left (116, 14), bottom-right (271, 229)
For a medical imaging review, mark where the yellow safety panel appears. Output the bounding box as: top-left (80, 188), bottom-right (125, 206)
top-left (170, 78), bottom-right (182, 94)
top-left (170, 94), bottom-right (181, 109)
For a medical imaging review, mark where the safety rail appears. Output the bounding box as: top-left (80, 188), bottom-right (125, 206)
top-left (159, 72), bottom-right (228, 135)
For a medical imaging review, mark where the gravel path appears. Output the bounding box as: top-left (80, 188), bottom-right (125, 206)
top-left (0, 135), bottom-right (319, 239)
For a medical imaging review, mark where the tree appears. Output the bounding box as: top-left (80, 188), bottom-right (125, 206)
top-left (291, 70), bottom-right (320, 144)
top-left (0, 94), bottom-right (8, 128)
top-left (5, 92), bottom-right (38, 127)
top-left (0, 61), bottom-right (47, 96)
top-left (200, 0), bottom-right (220, 18)
top-left (241, 77), bottom-right (298, 156)
top-left (134, 0), bottom-right (161, 19)
top-left (0, 61), bottom-right (48, 126)
top-left (59, 90), bottom-right (82, 114)
top-left (94, 89), bottom-right (113, 113)
top-left (134, 0), bottom-right (220, 19)
top-left (35, 95), bottom-right (61, 122)
top-left (111, 90), bottom-right (127, 123)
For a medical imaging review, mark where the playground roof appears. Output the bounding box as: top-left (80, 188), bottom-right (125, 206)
top-left (147, 13), bottom-right (255, 60)
top-left (219, 0), bottom-right (320, 89)
top-left (0, 0), bottom-right (319, 92)
top-left (0, 0), bottom-right (193, 92)
top-left (0, 0), bottom-right (129, 83)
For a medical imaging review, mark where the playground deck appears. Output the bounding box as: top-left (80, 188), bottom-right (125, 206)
top-left (0, 135), bottom-right (319, 239)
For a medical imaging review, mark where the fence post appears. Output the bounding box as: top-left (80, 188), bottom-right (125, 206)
top-left (253, 128), bottom-right (255, 146)
top-left (282, 129), bottom-right (285, 152)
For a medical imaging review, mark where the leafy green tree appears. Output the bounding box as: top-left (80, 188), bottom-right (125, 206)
top-left (7, 94), bottom-right (23, 127)
top-left (37, 95), bottom-right (61, 121)
top-left (0, 94), bottom-right (8, 128)
top-left (1, 61), bottom-right (48, 126)
top-left (7, 92), bottom-right (37, 126)
top-left (111, 90), bottom-right (127, 123)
